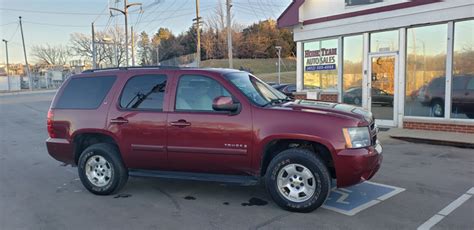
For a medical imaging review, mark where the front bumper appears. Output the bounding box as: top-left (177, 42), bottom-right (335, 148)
top-left (334, 140), bottom-right (383, 187)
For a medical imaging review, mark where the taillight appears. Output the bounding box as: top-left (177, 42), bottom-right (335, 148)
top-left (47, 109), bottom-right (55, 138)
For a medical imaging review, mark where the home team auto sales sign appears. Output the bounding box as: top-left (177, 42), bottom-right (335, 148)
top-left (304, 48), bottom-right (337, 71)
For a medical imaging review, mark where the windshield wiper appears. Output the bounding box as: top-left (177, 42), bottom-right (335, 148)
top-left (262, 97), bottom-right (292, 107)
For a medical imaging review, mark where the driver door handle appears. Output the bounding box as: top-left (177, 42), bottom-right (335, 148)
top-left (110, 117), bottom-right (129, 124)
top-left (170, 119), bottom-right (191, 127)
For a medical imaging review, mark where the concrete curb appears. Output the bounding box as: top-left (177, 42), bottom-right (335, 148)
top-left (387, 128), bottom-right (474, 149)
top-left (0, 89), bottom-right (57, 96)
top-left (390, 136), bottom-right (474, 148)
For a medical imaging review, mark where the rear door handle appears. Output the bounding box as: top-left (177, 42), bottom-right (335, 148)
top-left (110, 117), bottom-right (129, 124)
top-left (170, 120), bottom-right (191, 127)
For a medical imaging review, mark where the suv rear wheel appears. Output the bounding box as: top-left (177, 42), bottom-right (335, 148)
top-left (78, 143), bottom-right (128, 195)
top-left (265, 148), bottom-right (331, 212)
top-left (431, 100), bottom-right (444, 117)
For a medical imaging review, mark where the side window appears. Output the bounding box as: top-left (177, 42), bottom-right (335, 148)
top-left (55, 76), bottom-right (116, 109)
top-left (120, 75), bottom-right (167, 110)
top-left (467, 77), bottom-right (474, 90)
top-left (175, 75), bottom-right (231, 112)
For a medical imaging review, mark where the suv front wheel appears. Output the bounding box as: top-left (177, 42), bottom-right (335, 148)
top-left (78, 143), bottom-right (128, 195)
top-left (265, 148), bottom-right (331, 212)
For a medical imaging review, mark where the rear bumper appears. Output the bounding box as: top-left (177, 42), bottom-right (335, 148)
top-left (335, 141), bottom-right (383, 187)
top-left (46, 137), bottom-right (75, 165)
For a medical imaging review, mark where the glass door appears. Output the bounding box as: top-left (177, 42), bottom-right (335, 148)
top-left (367, 54), bottom-right (398, 126)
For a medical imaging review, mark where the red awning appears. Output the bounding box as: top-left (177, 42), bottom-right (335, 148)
top-left (277, 0), bottom-right (304, 28)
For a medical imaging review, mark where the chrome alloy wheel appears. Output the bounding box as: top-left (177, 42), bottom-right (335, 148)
top-left (432, 103), bottom-right (443, 117)
top-left (277, 163), bottom-right (316, 202)
top-left (85, 155), bottom-right (113, 187)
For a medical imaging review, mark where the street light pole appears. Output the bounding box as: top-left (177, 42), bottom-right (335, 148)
top-left (2, 39), bottom-right (10, 91)
top-left (110, 0), bottom-right (141, 67)
top-left (275, 46), bottom-right (282, 85)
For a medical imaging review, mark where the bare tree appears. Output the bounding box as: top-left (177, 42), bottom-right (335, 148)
top-left (69, 26), bottom-right (127, 67)
top-left (31, 44), bottom-right (71, 65)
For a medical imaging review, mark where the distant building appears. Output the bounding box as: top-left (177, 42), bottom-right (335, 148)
top-left (278, 0), bottom-right (474, 133)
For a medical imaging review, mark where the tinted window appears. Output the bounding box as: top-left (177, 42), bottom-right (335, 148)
top-left (467, 77), bottom-right (474, 90)
top-left (56, 76), bottom-right (116, 109)
top-left (287, 85), bottom-right (296, 92)
top-left (175, 75), bottom-right (231, 111)
top-left (452, 77), bottom-right (466, 90)
top-left (120, 75), bottom-right (167, 110)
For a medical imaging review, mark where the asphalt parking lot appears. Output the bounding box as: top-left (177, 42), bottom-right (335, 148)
top-left (1, 92), bottom-right (473, 230)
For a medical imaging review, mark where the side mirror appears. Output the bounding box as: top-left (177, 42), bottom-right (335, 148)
top-left (212, 96), bottom-right (239, 112)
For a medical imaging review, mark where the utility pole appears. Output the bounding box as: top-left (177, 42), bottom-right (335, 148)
top-left (275, 46), bottom-right (282, 85)
top-left (131, 26), bottom-right (135, 66)
top-left (2, 39), bottom-right (10, 91)
top-left (194, 0), bottom-right (201, 67)
top-left (110, 0), bottom-right (142, 67)
top-left (19, 16), bottom-right (32, 90)
top-left (92, 22), bottom-right (97, 69)
top-left (226, 0), bottom-right (233, 69)
top-left (156, 42), bottom-right (160, 65)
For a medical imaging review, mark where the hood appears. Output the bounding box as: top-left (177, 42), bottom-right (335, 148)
top-left (283, 100), bottom-right (374, 123)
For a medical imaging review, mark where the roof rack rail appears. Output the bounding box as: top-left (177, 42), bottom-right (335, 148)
top-left (82, 65), bottom-right (187, 73)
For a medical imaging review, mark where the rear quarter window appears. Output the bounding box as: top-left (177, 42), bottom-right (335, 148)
top-left (55, 76), bottom-right (116, 109)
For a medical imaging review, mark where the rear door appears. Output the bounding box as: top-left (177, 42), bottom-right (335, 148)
top-left (166, 73), bottom-right (253, 174)
top-left (107, 71), bottom-right (170, 170)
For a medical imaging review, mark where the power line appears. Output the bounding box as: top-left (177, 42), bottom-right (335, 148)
top-left (0, 21), bottom-right (17, 27)
top-left (0, 7), bottom-right (109, 16)
top-left (7, 23), bottom-right (20, 41)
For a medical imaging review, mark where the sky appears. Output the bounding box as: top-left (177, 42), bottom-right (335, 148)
top-left (0, 0), bottom-right (292, 63)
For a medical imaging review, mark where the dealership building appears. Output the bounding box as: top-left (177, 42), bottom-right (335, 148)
top-left (278, 0), bottom-right (474, 133)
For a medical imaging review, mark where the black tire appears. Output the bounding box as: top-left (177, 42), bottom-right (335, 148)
top-left (265, 148), bottom-right (331, 213)
top-left (431, 100), bottom-right (444, 117)
top-left (78, 143), bottom-right (128, 195)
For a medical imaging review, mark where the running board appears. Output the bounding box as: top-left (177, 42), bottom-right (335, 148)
top-left (129, 169), bottom-right (259, 186)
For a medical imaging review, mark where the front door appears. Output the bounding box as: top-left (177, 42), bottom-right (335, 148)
top-left (367, 54), bottom-right (398, 126)
top-left (167, 74), bottom-right (253, 174)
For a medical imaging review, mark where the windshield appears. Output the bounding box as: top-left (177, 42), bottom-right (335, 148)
top-left (225, 72), bottom-right (289, 106)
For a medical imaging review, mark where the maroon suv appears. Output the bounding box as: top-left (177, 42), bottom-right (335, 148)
top-left (46, 67), bottom-right (382, 212)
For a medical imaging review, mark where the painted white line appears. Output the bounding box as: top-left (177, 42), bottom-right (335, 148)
top-left (467, 187), bottom-right (474, 195)
top-left (417, 214), bottom-right (445, 230)
top-left (377, 187), bottom-right (406, 201)
top-left (417, 187), bottom-right (474, 230)
top-left (438, 194), bottom-right (472, 216)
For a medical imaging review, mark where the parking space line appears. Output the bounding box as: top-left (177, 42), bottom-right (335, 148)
top-left (417, 187), bottom-right (474, 230)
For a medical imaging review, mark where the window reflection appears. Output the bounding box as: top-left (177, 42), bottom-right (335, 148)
top-left (451, 20), bottom-right (474, 119)
top-left (370, 30), bottom-right (399, 52)
top-left (342, 35), bottom-right (363, 106)
top-left (303, 39), bottom-right (338, 90)
top-left (405, 24), bottom-right (447, 117)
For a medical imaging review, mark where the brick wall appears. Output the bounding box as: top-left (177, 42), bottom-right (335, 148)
top-left (320, 93), bottom-right (338, 102)
top-left (404, 121), bottom-right (474, 134)
top-left (293, 92), bottom-right (338, 102)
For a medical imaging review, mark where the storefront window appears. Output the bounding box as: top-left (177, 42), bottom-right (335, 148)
top-left (303, 39), bottom-right (338, 90)
top-left (342, 35), bottom-right (364, 106)
top-left (370, 30), bottom-right (399, 52)
top-left (405, 24), bottom-right (447, 117)
top-left (451, 20), bottom-right (474, 119)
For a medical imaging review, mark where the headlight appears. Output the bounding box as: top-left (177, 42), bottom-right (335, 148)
top-left (342, 127), bottom-right (371, 148)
